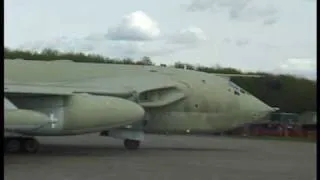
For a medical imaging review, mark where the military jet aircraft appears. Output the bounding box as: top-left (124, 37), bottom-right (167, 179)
top-left (4, 59), bottom-right (277, 153)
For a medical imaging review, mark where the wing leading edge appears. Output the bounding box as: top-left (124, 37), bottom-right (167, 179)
top-left (5, 76), bottom-right (186, 108)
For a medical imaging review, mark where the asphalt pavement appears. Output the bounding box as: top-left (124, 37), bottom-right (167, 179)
top-left (4, 134), bottom-right (316, 180)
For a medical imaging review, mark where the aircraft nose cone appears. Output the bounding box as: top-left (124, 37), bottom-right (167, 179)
top-left (259, 103), bottom-right (274, 113)
top-left (252, 100), bottom-right (275, 120)
top-left (239, 93), bottom-right (276, 122)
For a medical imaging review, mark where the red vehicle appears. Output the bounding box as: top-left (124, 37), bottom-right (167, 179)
top-left (249, 123), bottom-right (304, 137)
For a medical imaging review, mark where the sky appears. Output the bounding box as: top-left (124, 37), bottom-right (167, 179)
top-left (4, 0), bottom-right (317, 80)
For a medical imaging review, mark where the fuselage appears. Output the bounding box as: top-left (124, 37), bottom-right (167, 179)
top-left (5, 59), bottom-right (274, 135)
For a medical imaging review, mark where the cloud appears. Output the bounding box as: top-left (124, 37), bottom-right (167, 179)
top-left (185, 0), bottom-right (216, 12)
top-left (18, 36), bottom-right (100, 53)
top-left (168, 27), bottom-right (207, 44)
top-left (235, 39), bottom-right (249, 46)
top-left (17, 30), bottom-right (206, 59)
top-left (15, 10), bottom-right (208, 59)
top-left (223, 37), bottom-right (250, 47)
top-left (263, 17), bottom-right (278, 25)
top-left (276, 58), bottom-right (317, 79)
top-left (280, 58), bottom-right (316, 71)
top-left (18, 35), bottom-right (203, 59)
top-left (185, 0), bottom-right (278, 24)
top-left (105, 41), bottom-right (190, 58)
top-left (105, 11), bottom-right (160, 41)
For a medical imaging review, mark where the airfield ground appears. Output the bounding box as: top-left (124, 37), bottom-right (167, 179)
top-left (4, 134), bottom-right (316, 180)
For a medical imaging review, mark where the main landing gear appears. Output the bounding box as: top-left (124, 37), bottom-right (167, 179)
top-left (4, 137), bottom-right (40, 154)
top-left (100, 130), bottom-right (143, 150)
top-left (123, 139), bottom-right (140, 150)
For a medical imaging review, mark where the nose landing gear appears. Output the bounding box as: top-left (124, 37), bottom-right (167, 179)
top-left (124, 139), bottom-right (140, 150)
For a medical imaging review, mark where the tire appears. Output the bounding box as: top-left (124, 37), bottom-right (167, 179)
top-left (124, 139), bottom-right (140, 150)
top-left (21, 138), bottom-right (40, 153)
top-left (5, 138), bottom-right (21, 153)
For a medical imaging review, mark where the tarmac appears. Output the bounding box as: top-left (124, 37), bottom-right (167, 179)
top-left (4, 134), bottom-right (316, 180)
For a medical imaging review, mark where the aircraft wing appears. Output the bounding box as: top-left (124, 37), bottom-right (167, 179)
top-left (5, 75), bottom-right (186, 136)
top-left (5, 75), bottom-right (186, 108)
top-left (213, 73), bottom-right (263, 80)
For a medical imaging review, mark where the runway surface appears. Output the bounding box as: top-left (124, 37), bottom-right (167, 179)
top-left (4, 134), bottom-right (316, 180)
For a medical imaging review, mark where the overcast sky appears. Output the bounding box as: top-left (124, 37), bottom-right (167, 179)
top-left (5, 0), bottom-right (317, 79)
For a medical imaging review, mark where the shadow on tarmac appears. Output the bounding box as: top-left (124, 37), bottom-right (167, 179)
top-left (4, 143), bottom-right (243, 157)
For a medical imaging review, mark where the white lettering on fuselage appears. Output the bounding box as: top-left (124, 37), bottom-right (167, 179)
top-left (49, 113), bottom-right (58, 128)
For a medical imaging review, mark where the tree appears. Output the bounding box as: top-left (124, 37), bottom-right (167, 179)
top-left (174, 62), bottom-right (195, 70)
top-left (122, 58), bottom-right (134, 65)
top-left (136, 56), bottom-right (153, 65)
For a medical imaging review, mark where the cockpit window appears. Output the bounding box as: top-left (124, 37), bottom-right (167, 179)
top-left (229, 81), bottom-right (239, 89)
top-left (229, 81), bottom-right (248, 95)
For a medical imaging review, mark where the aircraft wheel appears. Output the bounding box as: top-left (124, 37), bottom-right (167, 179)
top-left (124, 139), bottom-right (140, 150)
top-left (21, 138), bottom-right (40, 153)
top-left (5, 138), bottom-right (21, 153)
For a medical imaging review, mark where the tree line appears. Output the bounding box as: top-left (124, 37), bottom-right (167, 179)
top-left (4, 48), bottom-right (317, 114)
